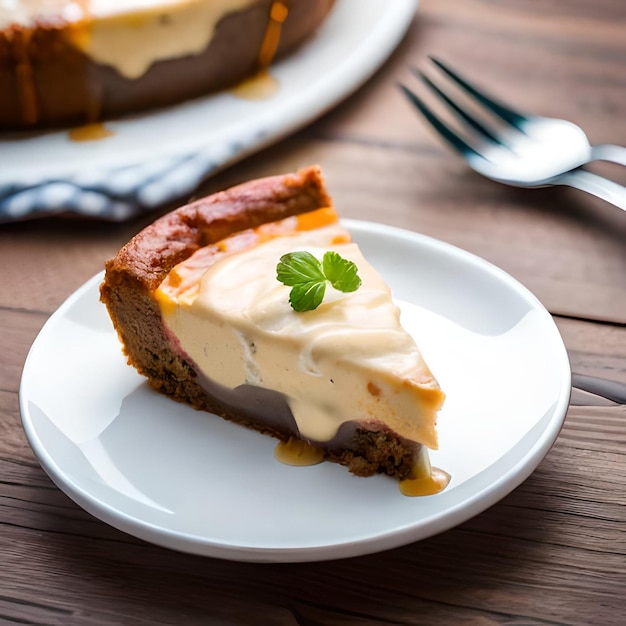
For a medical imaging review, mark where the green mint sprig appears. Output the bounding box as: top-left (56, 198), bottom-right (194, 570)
top-left (276, 250), bottom-right (362, 312)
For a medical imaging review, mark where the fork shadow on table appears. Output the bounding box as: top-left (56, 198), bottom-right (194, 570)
top-left (454, 164), bottom-right (626, 239)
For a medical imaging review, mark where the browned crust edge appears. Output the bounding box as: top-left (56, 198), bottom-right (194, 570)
top-left (100, 166), bottom-right (419, 479)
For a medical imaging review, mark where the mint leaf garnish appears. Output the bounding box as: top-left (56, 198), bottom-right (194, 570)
top-left (276, 250), bottom-right (362, 312)
top-left (322, 250), bottom-right (362, 293)
top-left (289, 281), bottom-right (326, 312)
top-left (276, 251), bottom-right (325, 286)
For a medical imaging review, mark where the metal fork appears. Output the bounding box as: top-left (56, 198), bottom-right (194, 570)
top-left (400, 57), bottom-right (626, 210)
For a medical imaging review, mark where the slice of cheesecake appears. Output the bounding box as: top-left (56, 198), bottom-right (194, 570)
top-left (100, 166), bottom-right (445, 482)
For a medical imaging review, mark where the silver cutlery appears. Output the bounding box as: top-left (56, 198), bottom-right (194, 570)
top-left (571, 373), bottom-right (626, 405)
top-left (400, 57), bottom-right (626, 210)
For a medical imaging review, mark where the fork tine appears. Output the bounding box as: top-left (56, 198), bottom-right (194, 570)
top-left (399, 83), bottom-right (484, 159)
top-left (413, 68), bottom-right (505, 146)
top-left (429, 56), bottom-right (527, 128)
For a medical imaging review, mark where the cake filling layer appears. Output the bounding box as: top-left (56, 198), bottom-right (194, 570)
top-left (156, 217), bottom-right (443, 449)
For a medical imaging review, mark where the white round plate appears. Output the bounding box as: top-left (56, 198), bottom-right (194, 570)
top-left (0, 0), bottom-right (417, 221)
top-left (20, 220), bottom-right (571, 562)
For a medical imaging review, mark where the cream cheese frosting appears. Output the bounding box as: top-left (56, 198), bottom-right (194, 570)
top-left (1, 0), bottom-right (257, 78)
top-left (156, 224), bottom-right (443, 448)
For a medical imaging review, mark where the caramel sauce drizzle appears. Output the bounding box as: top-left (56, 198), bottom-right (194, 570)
top-left (399, 448), bottom-right (451, 497)
top-left (399, 467), bottom-right (451, 497)
top-left (232, 0), bottom-right (289, 100)
top-left (274, 437), bottom-right (324, 466)
top-left (68, 122), bottom-right (115, 142)
top-left (275, 436), bottom-right (451, 497)
top-left (13, 0), bottom-right (92, 127)
top-left (67, 3), bottom-right (105, 128)
top-left (257, 1), bottom-right (288, 69)
top-left (13, 29), bottom-right (38, 125)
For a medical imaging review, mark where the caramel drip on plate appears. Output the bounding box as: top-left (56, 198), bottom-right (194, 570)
top-left (399, 467), bottom-right (451, 497)
top-left (274, 437), bottom-right (324, 466)
top-left (231, 70), bottom-right (278, 100)
top-left (68, 122), bottom-right (115, 142)
top-left (275, 438), bottom-right (450, 493)
top-left (399, 448), bottom-right (451, 497)
top-left (232, 0), bottom-right (288, 100)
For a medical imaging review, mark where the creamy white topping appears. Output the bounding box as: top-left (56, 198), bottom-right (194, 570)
top-left (1, 0), bottom-right (256, 79)
top-left (159, 225), bottom-right (443, 448)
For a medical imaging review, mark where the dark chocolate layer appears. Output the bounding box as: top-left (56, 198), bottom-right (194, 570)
top-left (193, 370), bottom-right (422, 478)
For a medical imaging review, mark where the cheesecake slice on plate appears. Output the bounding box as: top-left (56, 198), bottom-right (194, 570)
top-left (100, 166), bottom-right (446, 489)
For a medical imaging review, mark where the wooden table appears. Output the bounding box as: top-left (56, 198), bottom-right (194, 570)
top-left (2, 1), bottom-right (625, 623)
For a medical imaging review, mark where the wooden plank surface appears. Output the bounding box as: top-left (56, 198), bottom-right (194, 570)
top-left (1, 0), bottom-right (625, 623)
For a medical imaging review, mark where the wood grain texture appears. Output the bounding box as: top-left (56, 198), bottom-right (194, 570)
top-left (1, 0), bottom-right (626, 623)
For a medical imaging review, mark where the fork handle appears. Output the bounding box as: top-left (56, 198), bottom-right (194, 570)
top-left (590, 144), bottom-right (626, 166)
top-left (555, 169), bottom-right (626, 211)
top-left (572, 374), bottom-right (626, 405)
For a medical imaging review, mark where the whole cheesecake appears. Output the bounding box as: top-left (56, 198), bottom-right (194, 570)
top-left (0, 0), bottom-right (335, 130)
top-left (100, 166), bottom-right (446, 484)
